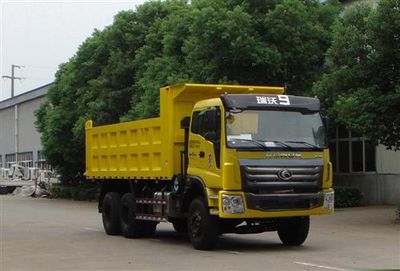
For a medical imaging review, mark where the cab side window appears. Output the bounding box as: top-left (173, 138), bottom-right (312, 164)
top-left (191, 108), bottom-right (221, 139)
top-left (191, 111), bottom-right (201, 135)
top-left (191, 108), bottom-right (221, 168)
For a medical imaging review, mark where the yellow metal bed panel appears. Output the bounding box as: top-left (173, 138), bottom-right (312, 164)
top-left (85, 117), bottom-right (172, 179)
top-left (160, 88), bottom-right (196, 176)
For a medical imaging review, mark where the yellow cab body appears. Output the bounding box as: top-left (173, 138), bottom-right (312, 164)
top-left (187, 97), bottom-right (333, 219)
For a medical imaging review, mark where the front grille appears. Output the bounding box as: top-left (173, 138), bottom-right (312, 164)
top-left (241, 165), bottom-right (323, 193)
top-left (245, 166), bottom-right (321, 182)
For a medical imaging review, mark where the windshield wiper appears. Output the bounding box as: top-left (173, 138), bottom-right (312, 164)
top-left (285, 141), bottom-right (322, 150)
top-left (231, 139), bottom-right (271, 151)
top-left (234, 139), bottom-right (295, 150)
top-left (267, 140), bottom-right (295, 150)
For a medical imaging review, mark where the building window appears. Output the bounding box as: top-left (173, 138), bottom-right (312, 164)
top-left (18, 152), bottom-right (33, 168)
top-left (37, 151), bottom-right (50, 169)
top-left (5, 153), bottom-right (16, 168)
top-left (329, 126), bottom-right (376, 173)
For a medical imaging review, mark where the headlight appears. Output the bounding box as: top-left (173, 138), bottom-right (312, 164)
top-left (323, 191), bottom-right (334, 211)
top-left (222, 194), bottom-right (244, 214)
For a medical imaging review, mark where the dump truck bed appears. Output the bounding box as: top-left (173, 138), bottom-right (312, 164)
top-left (85, 117), bottom-right (167, 179)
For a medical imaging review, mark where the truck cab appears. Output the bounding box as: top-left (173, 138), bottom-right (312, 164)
top-left (179, 93), bottom-right (333, 248)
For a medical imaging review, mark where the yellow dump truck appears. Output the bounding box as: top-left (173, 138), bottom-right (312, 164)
top-left (85, 83), bottom-right (334, 250)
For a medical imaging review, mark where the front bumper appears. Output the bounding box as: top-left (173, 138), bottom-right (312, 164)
top-left (217, 189), bottom-right (334, 219)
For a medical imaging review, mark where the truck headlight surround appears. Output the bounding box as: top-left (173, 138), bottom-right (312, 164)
top-left (323, 191), bottom-right (334, 211)
top-left (222, 194), bottom-right (244, 214)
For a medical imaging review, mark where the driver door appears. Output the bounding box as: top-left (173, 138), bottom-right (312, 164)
top-left (187, 107), bottom-right (222, 188)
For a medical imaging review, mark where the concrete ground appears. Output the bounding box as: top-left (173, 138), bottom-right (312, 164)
top-left (1, 195), bottom-right (399, 271)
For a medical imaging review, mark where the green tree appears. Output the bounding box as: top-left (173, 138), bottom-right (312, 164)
top-left (35, 3), bottom-right (172, 183)
top-left (125, 0), bottom-right (340, 119)
top-left (313, 0), bottom-right (400, 150)
top-left (36, 0), bottom-right (340, 183)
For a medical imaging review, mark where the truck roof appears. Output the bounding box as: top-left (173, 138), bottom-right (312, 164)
top-left (221, 94), bottom-right (320, 112)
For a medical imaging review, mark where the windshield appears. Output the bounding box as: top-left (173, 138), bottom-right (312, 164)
top-left (226, 110), bottom-right (327, 150)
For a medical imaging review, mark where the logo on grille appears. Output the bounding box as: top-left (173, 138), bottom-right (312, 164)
top-left (266, 152), bottom-right (301, 158)
top-left (277, 169), bottom-right (293, 180)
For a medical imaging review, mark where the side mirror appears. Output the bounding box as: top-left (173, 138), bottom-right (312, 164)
top-left (180, 116), bottom-right (191, 129)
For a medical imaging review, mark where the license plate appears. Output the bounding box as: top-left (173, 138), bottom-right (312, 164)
top-left (323, 191), bottom-right (334, 211)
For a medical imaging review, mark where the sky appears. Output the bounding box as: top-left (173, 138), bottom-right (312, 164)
top-left (0, 0), bottom-right (147, 101)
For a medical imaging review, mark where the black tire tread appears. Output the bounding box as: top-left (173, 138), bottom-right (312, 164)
top-left (120, 193), bottom-right (157, 238)
top-left (188, 198), bottom-right (219, 250)
top-left (277, 216), bottom-right (310, 246)
top-left (102, 192), bottom-right (121, 235)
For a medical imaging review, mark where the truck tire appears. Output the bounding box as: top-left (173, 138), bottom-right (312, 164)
top-left (188, 198), bottom-right (219, 250)
top-left (120, 193), bottom-right (157, 238)
top-left (278, 216), bottom-right (310, 246)
top-left (171, 218), bottom-right (188, 233)
top-left (102, 192), bottom-right (121, 235)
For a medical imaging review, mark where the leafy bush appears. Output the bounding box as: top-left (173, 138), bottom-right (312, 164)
top-left (334, 186), bottom-right (363, 208)
top-left (50, 183), bottom-right (100, 201)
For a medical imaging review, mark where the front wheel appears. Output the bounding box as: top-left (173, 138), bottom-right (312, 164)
top-left (277, 216), bottom-right (310, 246)
top-left (188, 198), bottom-right (219, 250)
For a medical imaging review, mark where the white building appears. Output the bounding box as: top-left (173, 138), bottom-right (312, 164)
top-left (0, 83), bottom-right (52, 169)
top-left (330, 127), bottom-right (400, 204)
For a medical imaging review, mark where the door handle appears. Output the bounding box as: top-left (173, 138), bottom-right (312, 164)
top-left (199, 151), bottom-right (205, 158)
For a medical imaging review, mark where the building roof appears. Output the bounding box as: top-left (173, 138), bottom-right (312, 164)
top-left (0, 83), bottom-right (53, 110)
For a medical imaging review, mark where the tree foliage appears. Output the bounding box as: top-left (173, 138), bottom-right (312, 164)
top-left (36, 0), bottom-right (339, 183)
top-left (313, 0), bottom-right (400, 150)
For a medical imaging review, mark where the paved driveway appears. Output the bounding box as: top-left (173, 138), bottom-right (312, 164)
top-left (1, 195), bottom-right (399, 270)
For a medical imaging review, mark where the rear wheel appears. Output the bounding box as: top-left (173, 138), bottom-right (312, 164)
top-left (188, 198), bottom-right (219, 250)
top-left (277, 216), bottom-right (310, 246)
top-left (102, 192), bottom-right (121, 235)
top-left (120, 193), bottom-right (157, 238)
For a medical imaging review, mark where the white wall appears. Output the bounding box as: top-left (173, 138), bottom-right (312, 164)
top-left (0, 106), bottom-right (16, 155)
top-left (17, 98), bottom-right (44, 153)
top-left (335, 145), bottom-right (400, 204)
top-left (376, 145), bottom-right (400, 174)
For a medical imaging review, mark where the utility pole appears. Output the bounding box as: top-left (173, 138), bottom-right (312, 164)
top-left (2, 64), bottom-right (24, 98)
top-left (2, 64), bottom-right (24, 166)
